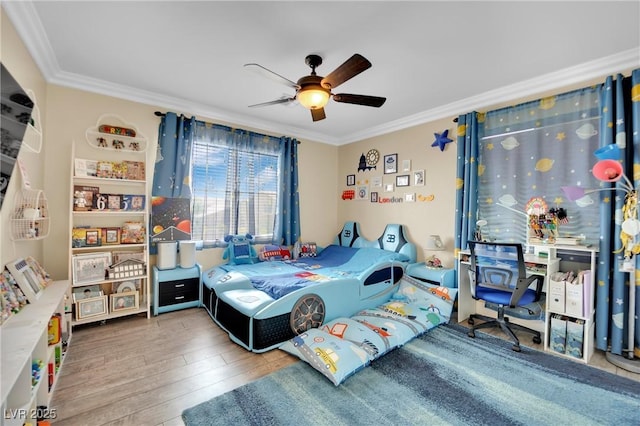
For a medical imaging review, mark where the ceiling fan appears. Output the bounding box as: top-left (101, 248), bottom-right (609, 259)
top-left (244, 53), bottom-right (386, 122)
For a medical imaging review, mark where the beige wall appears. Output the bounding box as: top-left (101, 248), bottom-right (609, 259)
top-left (1, 10), bottom-right (48, 270)
top-left (337, 118), bottom-right (458, 268)
top-left (41, 85), bottom-right (338, 280)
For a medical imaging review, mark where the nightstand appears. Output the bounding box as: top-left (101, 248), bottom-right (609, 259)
top-left (153, 264), bottom-right (201, 316)
top-left (405, 263), bottom-right (456, 288)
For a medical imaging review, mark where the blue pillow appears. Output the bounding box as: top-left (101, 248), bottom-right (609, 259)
top-left (222, 234), bottom-right (258, 265)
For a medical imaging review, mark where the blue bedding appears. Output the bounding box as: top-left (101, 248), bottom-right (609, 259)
top-left (219, 245), bottom-right (409, 299)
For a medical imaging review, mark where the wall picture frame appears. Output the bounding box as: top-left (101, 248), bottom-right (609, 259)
top-left (414, 169), bottom-right (425, 186)
top-left (371, 192), bottom-right (378, 202)
top-left (396, 174), bottom-right (410, 187)
top-left (76, 295), bottom-right (108, 320)
top-left (346, 174), bottom-right (356, 186)
top-left (72, 252), bottom-right (111, 285)
top-left (383, 153), bottom-right (398, 174)
top-left (111, 291), bottom-right (139, 312)
top-left (85, 229), bottom-right (100, 246)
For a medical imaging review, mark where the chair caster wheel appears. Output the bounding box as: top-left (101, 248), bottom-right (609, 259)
top-left (512, 345), bottom-right (521, 352)
top-left (468, 330), bottom-right (475, 338)
top-left (533, 336), bottom-right (542, 344)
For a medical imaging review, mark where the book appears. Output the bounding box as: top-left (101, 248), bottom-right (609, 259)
top-left (73, 185), bottom-right (99, 211)
top-left (550, 314), bottom-right (567, 354)
top-left (565, 319), bottom-right (584, 358)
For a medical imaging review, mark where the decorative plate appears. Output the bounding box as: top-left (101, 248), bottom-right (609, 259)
top-left (365, 149), bottom-right (380, 166)
top-left (117, 281), bottom-right (136, 293)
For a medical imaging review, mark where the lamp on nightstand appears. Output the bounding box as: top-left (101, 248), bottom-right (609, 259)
top-left (424, 235), bottom-right (444, 268)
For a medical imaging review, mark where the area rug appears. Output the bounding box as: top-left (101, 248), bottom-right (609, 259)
top-left (182, 325), bottom-right (640, 425)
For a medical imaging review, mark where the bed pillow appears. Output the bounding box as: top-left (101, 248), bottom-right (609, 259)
top-left (222, 234), bottom-right (258, 265)
top-left (258, 244), bottom-right (291, 262)
top-left (279, 328), bottom-right (370, 386)
top-left (391, 275), bottom-right (457, 321)
top-left (321, 317), bottom-right (390, 360)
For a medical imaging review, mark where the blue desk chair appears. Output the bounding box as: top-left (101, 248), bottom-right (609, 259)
top-left (467, 241), bottom-right (543, 351)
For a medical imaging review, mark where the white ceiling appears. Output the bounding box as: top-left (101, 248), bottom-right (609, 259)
top-left (3, 1), bottom-right (639, 145)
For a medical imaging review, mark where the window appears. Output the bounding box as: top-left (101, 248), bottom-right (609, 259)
top-left (190, 124), bottom-right (283, 246)
top-left (477, 87), bottom-right (602, 245)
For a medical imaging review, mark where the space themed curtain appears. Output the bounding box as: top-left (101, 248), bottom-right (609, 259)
top-left (454, 112), bottom-right (480, 263)
top-left (474, 88), bottom-right (601, 245)
top-left (152, 112), bottom-right (195, 198)
top-left (595, 69), bottom-right (640, 360)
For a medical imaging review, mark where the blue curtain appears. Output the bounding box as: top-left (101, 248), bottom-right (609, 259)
top-left (152, 112), bottom-right (195, 198)
top-left (454, 112), bottom-right (480, 270)
top-left (277, 136), bottom-right (301, 245)
top-left (596, 69), bottom-right (640, 359)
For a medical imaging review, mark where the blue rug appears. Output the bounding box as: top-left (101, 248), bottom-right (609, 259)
top-left (182, 325), bottom-right (640, 425)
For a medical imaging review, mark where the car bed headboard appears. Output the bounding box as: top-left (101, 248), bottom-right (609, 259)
top-left (333, 221), bottom-right (363, 247)
top-left (376, 224), bottom-right (417, 263)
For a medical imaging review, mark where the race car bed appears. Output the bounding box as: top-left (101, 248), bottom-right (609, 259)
top-left (202, 223), bottom-right (417, 352)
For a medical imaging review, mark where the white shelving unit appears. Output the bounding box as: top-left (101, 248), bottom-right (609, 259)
top-left (1, 280), bottom-right (70, 425)
top-left (69, 115), bottom-right (151, 327)
top-left (541, 245), bottom-right (598, 364)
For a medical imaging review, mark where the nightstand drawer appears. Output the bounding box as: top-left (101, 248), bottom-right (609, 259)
top-left (153, 265), bottom-right (202, 315)
top-left (158, 278), bottom-right (199, 306)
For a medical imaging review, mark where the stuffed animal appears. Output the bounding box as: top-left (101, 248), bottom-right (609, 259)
top-left (222, 234), bottom-right (258, 265)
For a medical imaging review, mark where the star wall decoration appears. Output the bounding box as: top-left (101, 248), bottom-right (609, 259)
top-left (431, 129), bottom-right (453, 151)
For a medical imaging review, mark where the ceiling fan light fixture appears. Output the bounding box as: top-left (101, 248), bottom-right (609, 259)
top-left (297, 86), bottom-right (330, 109)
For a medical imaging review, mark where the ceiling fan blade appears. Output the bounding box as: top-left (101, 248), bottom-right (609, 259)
top-left (321, 54), bottom-right (371, 89)
top-left (244, 63), bottom-right (300, 89)
top-left (248, 97), bottom-right (296, 108)
top-left (333, 93), bottom-right (386, 108)
top-left (311, 108), bottom-right (326, 122)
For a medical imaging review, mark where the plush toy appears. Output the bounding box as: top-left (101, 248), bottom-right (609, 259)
top-left (222, 234), bottom-right (258, 265)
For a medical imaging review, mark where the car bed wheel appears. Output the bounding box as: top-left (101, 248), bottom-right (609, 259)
top-left (290, 294), bottom-right (325, 334)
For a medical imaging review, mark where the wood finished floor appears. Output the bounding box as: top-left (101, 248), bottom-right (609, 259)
top-left (50, 307), bottom-right (640, 425)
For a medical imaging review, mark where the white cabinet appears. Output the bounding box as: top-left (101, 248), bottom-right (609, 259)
top-left (68, 115), bottom-right (151, 327)
top-left (1, 280), bottom-right (70, 425)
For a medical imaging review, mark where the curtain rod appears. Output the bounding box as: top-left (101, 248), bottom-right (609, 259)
top-left (153, 111), bottom-right (300, 143)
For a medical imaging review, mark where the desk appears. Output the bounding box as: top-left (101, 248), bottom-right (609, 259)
top-left (153, 264), bottom-right (201, 316)
top-left (457, 244), bottom-right (598, 363)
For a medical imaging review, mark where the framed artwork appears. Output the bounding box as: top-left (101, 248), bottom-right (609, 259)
top-left (414, 170), bottom-right (425, 186)
top-left (384, 183), bottom-right (394, 193)
top-left (72, 285), bottom-right (102, 302)
top-left (402, 159), bottom-right (411, 172)
top-left (371, 176), bottom-right (382, 188)
top-left (384, 154), bottom-right (398, 174)
top-left (102, 227), bottom-right (121, 245)
top-left (396, 175), bottom-right (410, 187)
top-left (111, 291), bottom-right (139, 312)
top-left (72, 252), bottom-right (111, 285)
top-left (346, 174), bottom-right (356, 186)
top-left (356, 185), bottom-right (368, 201)
top-left (405, 193), bottom-right (416, 202)
top-left (371, 192), bottom-right (378, 202)
top-left (76, 296), bottom-right (108, 320)
top-left (85, 229), bottom-right (100, 246)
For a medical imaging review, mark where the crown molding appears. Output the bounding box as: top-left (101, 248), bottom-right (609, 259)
top-left (5, 2), bottom-right (638, 146)
top-left (339, 48), bottom-right (640, 145)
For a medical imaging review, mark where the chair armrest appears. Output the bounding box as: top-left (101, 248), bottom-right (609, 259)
top-left (509, 275), bottom-right (543, 307)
